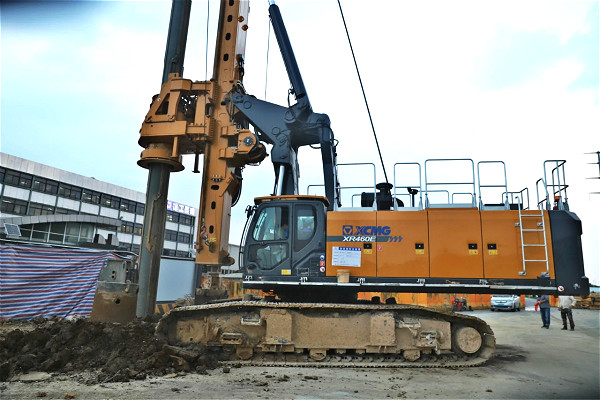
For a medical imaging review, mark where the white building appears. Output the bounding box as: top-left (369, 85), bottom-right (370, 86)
top-left (0, 153), bottom-right (201, 302)
top-left (0, 153), bottom-right (196, 258)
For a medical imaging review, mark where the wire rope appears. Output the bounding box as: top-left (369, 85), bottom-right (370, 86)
top-left (264, 16), bottom-right (271, 100)
top-left (201, 1), bottom-right (210, 131)
top-left (195, 0), bottom-right (210, 174)
top-left (205, 0), bottom-right (210, 82)
top-left (337, 0), bottom-right (389, 184)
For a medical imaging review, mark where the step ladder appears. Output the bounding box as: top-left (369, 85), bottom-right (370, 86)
top-left (517, 202), bottom-right (550, 276)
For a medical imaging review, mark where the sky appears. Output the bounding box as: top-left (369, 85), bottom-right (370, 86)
top-left (1, 0), bottom-right (599, 284)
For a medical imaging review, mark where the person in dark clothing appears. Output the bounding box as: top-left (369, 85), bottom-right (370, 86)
top-left (538, 294), bottom-right (551, 328)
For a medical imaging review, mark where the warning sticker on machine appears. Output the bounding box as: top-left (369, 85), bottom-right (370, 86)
top-left (332, 246), bottom-right (361, 267)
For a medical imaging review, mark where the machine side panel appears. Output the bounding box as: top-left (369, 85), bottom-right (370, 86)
top-left (548, 211), bottom-right (589, 295)
top-left (428, 208), bottom-right (484, 278)
top-left (326, 211), bottom-right (377, 277)
top-left (480, 211), bottom-right (522, 279)
top-left (376, 211), bottom-right (429, 278)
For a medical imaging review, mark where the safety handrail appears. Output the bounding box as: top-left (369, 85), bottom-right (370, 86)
top-left (423, 189), bottom-right (450, 208)
top-left (424, 159), bottom-right (476, 207)
top-left (477, 161), bottom-right (508, 209)
top-left (393, 162), bottom-right (423, 210)
top-left (331, 163), bottom-right (377, 210)
top-left (544, 160), bottom-right (569, 211)
top-left (452, 192), bottom-right (476, 204)
top-left (503, 188), bottom-right (530, 210)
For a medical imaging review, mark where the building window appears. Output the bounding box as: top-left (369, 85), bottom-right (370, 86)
top-left (79, 224), bottom-right (94, 242)
top-left (177, 232), bottom-right (192, 244)
top-left (32, 177), bottom-right (59, 195)
top-left (0, 167), bottom-right (5, 182)
top-left (29, 202), bottom-right (55, 216)
top-left (20, 226), bottom-right (32, 239)
top-left (164, 229), bottom-right (178, 241)
top-left (179, 214), bottom-right (193, 226)
top-left (166, 211), bottom-right (180, 223)
top-left (56, 207), bottom-right (78, 215)
top-left (31, 223), bottom-right (50, 242)
top-left (49, 222), bottom-right (66, 243)
top-left (101, 194), bottom-right (121, 210)
top-left (176, 250), bottom-right (189, 258)
top-left (120, 199), bottom-right (136, 213)
top-left (120, 221), bottom-right (134, 233)
top-left (135, 203), bottom-right (145, 215)
top-left (4, 170), bottom-right (33, 188)
top-left (162, 248), bottom-right (177, 257)
top-left (82, 189), bottom-right (101, 204)
top-left (118, 243), bottom-right (134, 251)
top-left (64, 223), bottom-right (81, 244)
top-left (131, 244), bottom-right (140, 254)
top-left (161, 249), bottom-right (189, 258)
top-left (134, 223), bottom-right (143, 235)
top-left (1, 197), bottom-right (28, 215)
top-left (58, 183), bottom-right (82, 200)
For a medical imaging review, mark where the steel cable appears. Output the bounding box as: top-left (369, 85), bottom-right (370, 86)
top-left (337, 0), bottom-right (389, 184)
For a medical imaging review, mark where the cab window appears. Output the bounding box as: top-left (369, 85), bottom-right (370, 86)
top-left (294, 205), bottom-right (316, 251)
top-left (252, 206), bottom-right (289, 241)
top-left (249, 206), bottom-right (289, 270)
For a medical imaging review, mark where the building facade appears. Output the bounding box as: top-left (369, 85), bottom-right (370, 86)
top-left (0, 153), bottom-right (197, 259)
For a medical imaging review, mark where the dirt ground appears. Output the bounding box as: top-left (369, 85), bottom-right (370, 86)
top-left (1, 307), bottom-right (598, 399)
top-left (0, 315), bottom-right (223, 384)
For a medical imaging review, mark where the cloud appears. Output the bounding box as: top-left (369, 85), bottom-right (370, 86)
top-left (2, 36), bottom-right (52, 68)
top-left (488, 0), bottom-right (595, 44)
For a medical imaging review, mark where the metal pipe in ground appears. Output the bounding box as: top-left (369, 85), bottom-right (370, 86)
top-left (136, 0), bottom-right (191, 318)
top-left (136, 163), bottom-right (171, 317)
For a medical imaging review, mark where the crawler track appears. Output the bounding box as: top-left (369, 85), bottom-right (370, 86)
top-left (221, 353), bottom-right (491, 368)
top-left (157, 301), bottom-right (495, 368)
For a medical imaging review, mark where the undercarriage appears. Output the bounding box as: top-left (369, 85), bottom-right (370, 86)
top-left (157, 301), bottom-right (496, 368)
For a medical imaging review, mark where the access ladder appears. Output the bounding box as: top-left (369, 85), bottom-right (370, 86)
top-left (517, 202), bottom-right (550, 276)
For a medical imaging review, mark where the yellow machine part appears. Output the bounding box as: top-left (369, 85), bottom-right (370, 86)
top-left (157, 301), bottom-right (496, 367)
top-left (326, 211), bottom-right (377, 277)
top-left (376, 210), bottom-right (429, 278)
top-left (326, 209), bottom-right (555, 280)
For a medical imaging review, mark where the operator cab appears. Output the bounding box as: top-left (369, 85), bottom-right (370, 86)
top-left (242, 195), bottom-right (328, 281)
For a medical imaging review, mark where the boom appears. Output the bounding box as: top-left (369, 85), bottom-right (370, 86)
top-left (227, 2), bottom-right (340, 209)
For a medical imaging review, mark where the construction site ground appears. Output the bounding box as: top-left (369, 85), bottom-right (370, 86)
top-left (2, 305), bottom-right (599, 399)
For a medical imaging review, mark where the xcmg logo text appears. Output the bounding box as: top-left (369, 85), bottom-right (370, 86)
top-left (342, 225), bottom-right (391, 236)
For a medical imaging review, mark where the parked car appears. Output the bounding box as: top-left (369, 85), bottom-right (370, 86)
top-left (490, 294), bottom-right (521, 311)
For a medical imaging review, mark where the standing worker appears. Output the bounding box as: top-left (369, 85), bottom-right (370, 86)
top-left (537, 294), bottom-right (551, 328)
top-left (558, 295), bottom-right (576, 331)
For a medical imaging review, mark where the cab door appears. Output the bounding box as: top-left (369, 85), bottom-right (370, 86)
top-left (245, 204), bottom-right (291, 276)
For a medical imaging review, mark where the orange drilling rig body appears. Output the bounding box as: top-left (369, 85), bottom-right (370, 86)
top-left (139, 0), bottom-right (589, 366)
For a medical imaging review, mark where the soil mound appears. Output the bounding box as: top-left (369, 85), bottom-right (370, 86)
top-left (0, 316), bottom-right (221, 383)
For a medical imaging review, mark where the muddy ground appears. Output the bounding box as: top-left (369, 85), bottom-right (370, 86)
top-left (0, 316), bottom-right (222, 384)
top-left (1, 307), bottom-right (598, 399)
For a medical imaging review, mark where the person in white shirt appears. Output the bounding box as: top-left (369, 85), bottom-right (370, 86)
top-left (558, 295), bottom-right (576, 331)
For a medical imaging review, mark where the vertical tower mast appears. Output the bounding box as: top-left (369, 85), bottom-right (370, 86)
top-left (137, 0), bottom-right (262, 316)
